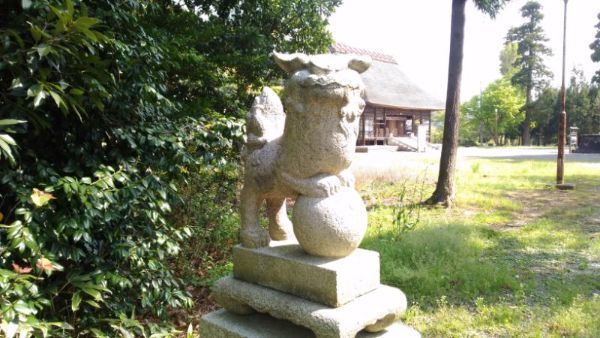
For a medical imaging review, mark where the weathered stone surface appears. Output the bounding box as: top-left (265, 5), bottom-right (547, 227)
top-left (293, 188), bottom-right (367, 257)
top-left (200, 309), bottom-right (314, 338)
top-left (212, 276), bottom-right (407, 338)
top-left (239, 52), bottom-right (372, 256)
top-left (200, 309), bottom-right (421, 338)
top-left (233, 240), bottom-right (379, 307)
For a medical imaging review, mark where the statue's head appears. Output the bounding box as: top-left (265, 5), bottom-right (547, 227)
top-left (273, 52), bottom-right (370, 93)
top-left (273, 52), bottom-right (371, 119)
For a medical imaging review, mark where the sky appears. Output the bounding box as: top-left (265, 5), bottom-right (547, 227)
top-left (328, 0), bottom-right (600, 103)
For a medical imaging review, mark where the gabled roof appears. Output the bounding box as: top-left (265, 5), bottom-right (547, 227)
top-left (330, 43), bottom-right (445, 111)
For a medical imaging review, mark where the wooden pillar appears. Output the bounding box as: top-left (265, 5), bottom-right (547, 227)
top-left (383, 109), bottom-right (388, 145)
top-left (361, 113), bottom-right (366, 146)
top-left (373, 108), bottom-right (377, 145)
top-left (428, 111), bottom-right (432, 143)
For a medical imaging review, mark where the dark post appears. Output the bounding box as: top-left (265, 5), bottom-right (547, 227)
top-left (428, 112), bottom-right (432, 143)
top-left (383, 109), bottom-right (388, 145)
top-left (557, 0), bottom-right (568, 185)
top-left (361, 114), bottom-right (366, 146)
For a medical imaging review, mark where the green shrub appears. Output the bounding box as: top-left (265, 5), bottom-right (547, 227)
top-left (0, 0), bottom-right (339, 335)
top-left (0, 1), bottom-right (238, 336)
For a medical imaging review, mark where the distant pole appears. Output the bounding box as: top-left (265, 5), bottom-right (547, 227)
top-left (557, 0), bottom-right (568, 185)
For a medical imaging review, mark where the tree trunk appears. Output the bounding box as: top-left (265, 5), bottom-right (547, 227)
top-left (426, 0), bottom-right (466, 206)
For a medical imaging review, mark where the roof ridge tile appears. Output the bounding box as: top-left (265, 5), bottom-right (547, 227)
top-left (330, 42), bottom-right (398, 64)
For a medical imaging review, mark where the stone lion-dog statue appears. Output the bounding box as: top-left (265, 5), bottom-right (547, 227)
top-left (241, 52), bottom-right (371, 248)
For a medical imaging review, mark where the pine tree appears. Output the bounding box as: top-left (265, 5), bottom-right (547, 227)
top-left (591, 13), bottom-right (600, 84)
top-left (506, 1), bottom-right (553, 146)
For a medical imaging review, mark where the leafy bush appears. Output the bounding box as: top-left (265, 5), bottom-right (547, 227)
top-left (1, 0), bottom-right (338, 336)
top-left (0, 1), bottom-right (215, 336)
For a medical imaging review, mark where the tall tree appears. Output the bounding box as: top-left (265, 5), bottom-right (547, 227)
top-left (426, 0), bottom-right (508, 206)
top-left (506, 1), bottom-right (553, 146)
top-left (591, 13), bottom-right (600, 84)
top-left (477, 78), bottom-right (525, 145)
top-left (460, 78), bottom-right (524, 146)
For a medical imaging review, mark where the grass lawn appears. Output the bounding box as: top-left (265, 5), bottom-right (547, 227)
top-left (357, 155), bottom-right (600, 337)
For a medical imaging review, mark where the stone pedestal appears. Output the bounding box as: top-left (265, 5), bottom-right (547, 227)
top-left (200, 240), bottom-right (420, 338)
top-left (233, 240), bottom-right (380, 307)
top-left (201, 310), bottom-right (420, 338)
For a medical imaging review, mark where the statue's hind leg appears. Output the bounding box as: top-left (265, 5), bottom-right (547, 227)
top-left (240, 184), bottom-right (270, 248)
top-left (266, 197), bottom-right (293, 241)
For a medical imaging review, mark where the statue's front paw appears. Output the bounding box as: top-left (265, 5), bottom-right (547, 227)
top-left (241, 228), bottom-right (270, 248)
top-left (338, 170), bottom-right (355, 188)
top-left (314, 175), bottom-right (342, 197)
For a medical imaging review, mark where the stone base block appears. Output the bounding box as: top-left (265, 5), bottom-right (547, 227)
top-left (233, 240), bottom-right (380, 307)
top-left (200, 309), bottom-right (421, 338)
top-left (212, 276), bottom-right (407, 338)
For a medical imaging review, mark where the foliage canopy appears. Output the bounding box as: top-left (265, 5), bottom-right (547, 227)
top-left (461, 77), bottom-right (525, 145)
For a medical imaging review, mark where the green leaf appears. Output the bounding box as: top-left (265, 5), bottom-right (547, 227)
top-left (0, 134), bottom-right (16, 146)
top-left (85, 300), bottom-right (101, 308)
top-left (9, 78), bottom-right (24, 90)
top-left (78, 28), bottom-right (98, 42)
top-left (78, 285), bottom-right (101, 300)
top-left (36, 44), bottom-right (52, 58)
top-left (49, 91), bottom-right (63, 108)
top-left (88, 328), bottom-right (106, 337)
top-left (74, 17), bottom-right (100, 28)
top-left (33, 90), bottom-right (47, 108)
top-left (0, 136), bottom-right (16, 164)
top-left (0, 119), bottom-right (26, 126)
top-left (49, 6), bottom-right (68, 27)
top-left (14, 300), bottom-right (37, 315)
top-left (29, 24), bottom-right (42, 42)
top-left (26, 84), bottom-right (42, 97)
top-left (69, 88), bottom-right (84, 96)
top-left (72, 292), bottom-right (82, 311)
top-left (21, 0), bottom-right (32, 9)
top-left (66, 0), bottom-right (74, 15)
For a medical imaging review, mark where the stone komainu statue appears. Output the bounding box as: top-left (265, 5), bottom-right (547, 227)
top-left (241, 52), bottom-right (371, 249)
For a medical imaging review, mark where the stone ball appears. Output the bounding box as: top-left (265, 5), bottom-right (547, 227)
top-left (292, 187), bottom-right (367, 258)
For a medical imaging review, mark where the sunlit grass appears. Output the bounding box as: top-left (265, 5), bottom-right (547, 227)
top-left (358, 156), bottom-right (600, 336)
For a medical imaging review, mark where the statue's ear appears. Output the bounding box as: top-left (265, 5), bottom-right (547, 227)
top-left (348, 55), bottom-right (372, 74)
top-left (273, 52), bottom-right (310, 74)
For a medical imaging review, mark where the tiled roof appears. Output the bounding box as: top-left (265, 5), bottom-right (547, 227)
top-left (330, 42), bottom-right (397, 64)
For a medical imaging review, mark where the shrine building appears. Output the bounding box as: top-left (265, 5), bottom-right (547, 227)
top-left (330, 43), bottom-right (444, 147)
